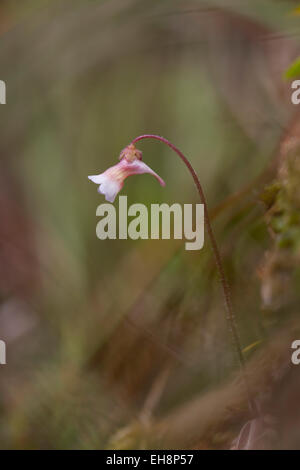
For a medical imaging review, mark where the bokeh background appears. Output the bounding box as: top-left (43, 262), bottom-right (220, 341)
top-left (1, 0), bottom-right (300, 449)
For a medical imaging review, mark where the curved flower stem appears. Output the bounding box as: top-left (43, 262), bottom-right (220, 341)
top-left (132, 134), bottom-right (257, 416)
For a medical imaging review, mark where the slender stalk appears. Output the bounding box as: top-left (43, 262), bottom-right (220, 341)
top-left (132, 134), bottom-right (257, 415)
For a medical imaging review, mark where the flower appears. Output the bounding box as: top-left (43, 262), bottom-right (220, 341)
top-left (88, 144), bottom-right (165, 202)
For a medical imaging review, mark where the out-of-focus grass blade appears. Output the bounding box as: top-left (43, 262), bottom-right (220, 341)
top-left (242, 340), bottom-right (262, 354)
top-left (292, 6), bottom-right (300, 16)
top-left (284, 57), bottom-right (300, 80)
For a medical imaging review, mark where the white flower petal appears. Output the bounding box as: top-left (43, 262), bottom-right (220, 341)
top-left (98, 179), bottom-right (122, 203)
top-left (88, 174), bottom-right (105, 184)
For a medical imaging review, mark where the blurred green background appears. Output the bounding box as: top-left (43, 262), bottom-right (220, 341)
top-left (0, 0), bottom-right (300, 449)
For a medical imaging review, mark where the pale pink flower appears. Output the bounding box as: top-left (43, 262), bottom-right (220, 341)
top-left (88, 144), bottom-right (165, 202)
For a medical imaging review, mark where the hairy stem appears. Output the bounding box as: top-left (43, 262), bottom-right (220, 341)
top-left (132, 134), bottom-right (256, 415)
